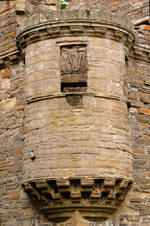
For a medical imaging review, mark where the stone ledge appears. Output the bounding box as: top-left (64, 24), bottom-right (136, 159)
top-left (23, 177), bottom-right (132, 222)
top-left (26, 91), bottom-right (127, 104)
top-left (0, 51), bottom-right (21, 69)
top-left (17, 10), bottom-right (134, 36)
top-left (16, 10), bottom-right (135, 52)
top-left (130, 45), bottom-right (150, 62)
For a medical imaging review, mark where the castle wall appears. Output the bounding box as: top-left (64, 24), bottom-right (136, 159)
top-left (0, 1), bottom-right (150, 226)
top-left (26, 0), bottom-right (60, 15)
top-left (68, 0), bottom-right (149, 23)
top-left (17, 11), bottom-right (134, 222)
top-left (23, 36), bottom-right (132, 181)
top-left (0, 1), bottom-right (18, 59)
top-left (0, 62), bottom-right (24, 225)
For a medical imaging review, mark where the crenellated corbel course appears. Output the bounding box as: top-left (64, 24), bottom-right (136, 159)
top-left (16, 10), bottom-right (135, 51)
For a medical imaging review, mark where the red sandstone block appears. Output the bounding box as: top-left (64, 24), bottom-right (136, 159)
top-left (139, 123), bottom-right (148, 127)
top-left (1, 69), bottom-right (11, 78)
top-left (8, 32), bottom-right (15, 37)
top-left (0, 9), bottom-right (5, 14)
top-left (143, 136), bottom-right (150, 140)
top-left (140, 108), bottom-right (150, 115)
top-left (145, 25), bottom-right (150, 31)
top-left (11, 194), bottom-right (19, 200)
top-left (0, 160), bottom-right (11, 165)
top-left (133, 148), bottom-right (145, 154)
top-left (16, 150), bottom-right (23, 156)
top-left (0, 166), bottom-right (10, 171)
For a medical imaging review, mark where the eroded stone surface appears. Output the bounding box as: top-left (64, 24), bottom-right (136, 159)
top-left (23, 178), bottom-right (132, 221)
top-left (65, 211), bottom-right (89, 226)
top-left (68, 0), bottom-right (149, 23)
top-left (17, 10), bottom-right (134, 222)
top-left (0, 1), bottom-right (150, 226)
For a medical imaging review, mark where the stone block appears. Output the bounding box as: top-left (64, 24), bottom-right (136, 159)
top-left (16, 0), bottom-right (26, 14)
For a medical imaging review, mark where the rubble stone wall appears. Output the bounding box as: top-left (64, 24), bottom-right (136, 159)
top-left (68, 0), bottom-right (149, 23)
top-left (0, 1), bottom-right (150, 226)
top-left (23, 36), bottom-right (132, 181)
top-left (0, 1), bottom-right (17, 59)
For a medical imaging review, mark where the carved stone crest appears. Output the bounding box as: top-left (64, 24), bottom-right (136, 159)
top-left (60, 45), bottom-right (88, 106)
top-left (60, 45), bottom-right (88, 75)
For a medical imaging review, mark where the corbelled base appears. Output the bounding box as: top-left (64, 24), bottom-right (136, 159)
top-left (65, 211), bottom-right (89, 226)
top-left (23, 177), bottom-right (132, 222)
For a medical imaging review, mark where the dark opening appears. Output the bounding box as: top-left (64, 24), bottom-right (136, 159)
top-left (60, 44), bottom-right (88, 106)
top-left (61, 82), bottom-right (87, 93)
top-left (135, 19), bottom-right (149, 26)
top-left (127, 101), bottom-right (131, 109)
top-left (125, 55), bottom-right (128, 62)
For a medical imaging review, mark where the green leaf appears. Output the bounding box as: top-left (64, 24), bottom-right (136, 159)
top-left (61, 0), bottom-right (69, 10)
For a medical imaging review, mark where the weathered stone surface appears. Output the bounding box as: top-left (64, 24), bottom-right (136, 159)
top-left (16, 0), bottom-right (26, 13)
top-left (26, 0), bottom-right (60, 15)
top-left (65, 211), bottom-right (89, 226)
top-left (17, 9), bottom-right (133, 222)
top-left (23, 178), bottom-right (132, 221)
top-left (0, 0), bottom-right (150, 226)
top-left (16, 10), bottom-right (134, 38)
top-left (68, 0), bottom-right (149, 24)
top-left (0, 1), bottom-right (18, 61)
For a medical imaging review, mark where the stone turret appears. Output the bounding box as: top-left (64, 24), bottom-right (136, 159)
top-left (0, 0), bottom-right (150, 225)
top-left (17, 9), bottom-right (134, 222)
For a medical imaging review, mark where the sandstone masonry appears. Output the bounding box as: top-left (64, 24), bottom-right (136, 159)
top-left (0, 0), bottom-right (150, 226)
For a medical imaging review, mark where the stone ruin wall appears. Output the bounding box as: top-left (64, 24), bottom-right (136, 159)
top-left (0, 0), bottom-right (150, 225)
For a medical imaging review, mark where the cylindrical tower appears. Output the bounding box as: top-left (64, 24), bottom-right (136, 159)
top-left (17, 10), bottom-right (134, 222)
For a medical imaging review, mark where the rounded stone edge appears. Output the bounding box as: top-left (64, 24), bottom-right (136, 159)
top-left (22, 177), bottom-right (133, 222)
top-left (16, 10), bottom-right (134, 39)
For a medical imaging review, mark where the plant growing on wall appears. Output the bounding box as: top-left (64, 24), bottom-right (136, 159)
top-left (61, 0), bottom-right (69, 9)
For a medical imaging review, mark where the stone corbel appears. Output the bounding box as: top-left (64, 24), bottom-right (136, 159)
top-left (45, 0), bottom-right (60, 10)
top-left (16, 0), bottom-right (26, 27)
top-left (16, 0), bottom-right (26, 14)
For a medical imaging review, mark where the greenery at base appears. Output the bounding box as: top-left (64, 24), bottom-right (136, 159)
top-left (61, 0), bottom-right (69, 9)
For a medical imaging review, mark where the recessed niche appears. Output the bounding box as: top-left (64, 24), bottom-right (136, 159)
top-left (60, 45), bottom-right (88, 106)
